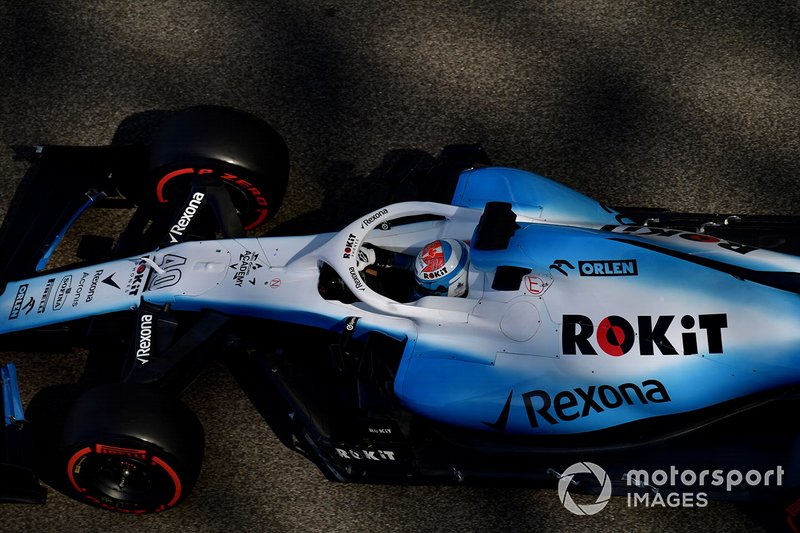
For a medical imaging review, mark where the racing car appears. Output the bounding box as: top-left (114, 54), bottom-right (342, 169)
top-left (2, 105), bottom-right (800, 513)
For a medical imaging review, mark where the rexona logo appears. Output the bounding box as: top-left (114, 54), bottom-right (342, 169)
top-left (523, 380), bottom-right (671, 428)
top-left (136, 314), bottom-right (153, 364)
top-left (485, 380), bottom-right (671, 431)
top-left (360, 208), bottom-right (388, 229)
top-left (169, 192), bottom-right (205, 243)
top-left (562, 314), bottom-right (727, 356)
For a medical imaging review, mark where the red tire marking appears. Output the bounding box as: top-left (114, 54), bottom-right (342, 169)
top-left (244, 209), bottom-right (269, 231)
top-left (156, 168), bottom-right (195, 203)
top-left (95, 444), bottom-right (148, 459)
top-left (156, 167), bottom-right (270, 229)
top-left (67, 446), bottom-right (93, 493)
top-left (151, 456), bottom-right (182, 507)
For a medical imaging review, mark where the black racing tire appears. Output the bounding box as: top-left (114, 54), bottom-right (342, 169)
top-left (146, 105), bottom-right (289, 231)
top-left (59, 384), bottom-right (204, 513)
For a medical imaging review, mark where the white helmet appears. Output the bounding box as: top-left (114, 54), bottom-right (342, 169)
top-left (414, 239), bottom-right (469, 297)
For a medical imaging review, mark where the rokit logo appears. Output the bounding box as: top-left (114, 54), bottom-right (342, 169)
top-left (486, 380), bottom-right (671, 431)
top-left (342, 233), bottom-right (359, 259)
top-left (334, 448), bottom-right (396, 461)
top-left (127, 262), bottom-right (149, 296)
top-left (562, 314), bottom-right (728, 356)
top-left (360, 208), bottom-right (389, 230)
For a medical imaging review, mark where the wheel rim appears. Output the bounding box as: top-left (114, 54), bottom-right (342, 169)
top-left (94, 457), bottom-right (154, 501)
top-left (67, 446), bottom-right (182, 512)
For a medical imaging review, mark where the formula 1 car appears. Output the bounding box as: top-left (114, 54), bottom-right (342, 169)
top-left (2, 106), bottom-right (800, 513)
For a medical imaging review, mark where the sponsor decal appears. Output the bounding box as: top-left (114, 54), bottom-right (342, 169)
top-left (421, 268), bottom-right (448, 280)
top-left (53, 275), bottom-right (73, 311)
top-left (348, 266), bottom-right (366, 290)
top-left (562, 314), bottom-right (727, 356)
top-left (8, 284), bottom-right (28, 320)
top-left (149, 254), bottom-right (187, 290)
top-left (136, 314), bottom-right (153, 364)
top-left (601, 225), bottom-right (757, 255)
top-left (525, 275), bottom-right (549, 295)
top-left (417, 240), bottom-right (460, 281)
top-left (168, 192), bottom-right (205, 243)
top-left (37, 278), bottom-right (55, 314)
top-left (72, 272), bottom-right (89, 308)
top-left (267, 278), bottom-right (281, 288)
top-left (490, 380), bottom-right (671, 431)
top-left (360, 208), bottom-right (389, 229)
top-left (95, 444), bottom-right (147, 460)
top-left (85, 269), bottom-right (104, 303)
top-left (579, 259), bottom-right (638, 277)
top-left (420, 241), bottom-right (445, 273)
top-left (230, 250), bottom-right (263, 287)
top-left (550, 259), bottom-right (575, 277)
top-left (342, 233), bottom-right (359, 259)
top-left (126, 261), bottom-right (149, 296)
top-left (101, 273), bottom-right (120, 289)
top-left (334, 448), bottom-right (396, 461)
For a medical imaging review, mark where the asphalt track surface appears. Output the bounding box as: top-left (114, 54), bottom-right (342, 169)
top-left (1, 1), bottom-right (800, 531)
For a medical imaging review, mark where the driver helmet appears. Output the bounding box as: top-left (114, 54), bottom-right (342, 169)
top-left (414, 239), bottom-right (469, 297)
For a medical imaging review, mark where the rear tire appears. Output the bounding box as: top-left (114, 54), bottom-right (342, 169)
top-left (59, 384), bottom-right (204, 513)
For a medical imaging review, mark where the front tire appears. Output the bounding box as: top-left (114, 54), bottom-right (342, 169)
top-left (60, 384), bottom-right (204, 513)
top-left (148, 105), bottom-right (290, 231)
